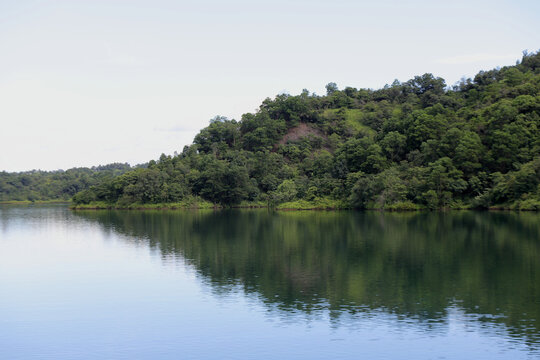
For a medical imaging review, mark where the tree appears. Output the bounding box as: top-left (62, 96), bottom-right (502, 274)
top-left (325, 82), bottom-right (338, 95)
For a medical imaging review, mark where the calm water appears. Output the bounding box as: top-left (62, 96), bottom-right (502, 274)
top-left (1, 205), bottom-right (539, 359)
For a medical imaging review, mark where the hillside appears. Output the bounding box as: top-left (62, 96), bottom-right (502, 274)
top-left (66, 51), bottom-right (540, 210)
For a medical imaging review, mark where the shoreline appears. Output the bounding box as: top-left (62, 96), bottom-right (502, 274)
top-left (69, 203), bottom-right (539, 212)
top-left (2, 200), bottom-right (537, 212)
top-left (0, 200), bottom-right (71, 205)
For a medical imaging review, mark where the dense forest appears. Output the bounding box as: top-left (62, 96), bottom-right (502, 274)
top-left (6, 52), bottom-right (540, 210)
top-left (0, 163), bottom-right (133, 202)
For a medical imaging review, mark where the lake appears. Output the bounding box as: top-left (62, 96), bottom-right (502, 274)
top-left (1, 205), bottom-right (539, 359)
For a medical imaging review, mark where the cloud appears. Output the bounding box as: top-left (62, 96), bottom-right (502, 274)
top-left (438, 53), bottom-right (518, 65)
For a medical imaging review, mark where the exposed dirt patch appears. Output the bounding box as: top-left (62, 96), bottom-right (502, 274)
top-left (277, 123), bottom-right (326, 145)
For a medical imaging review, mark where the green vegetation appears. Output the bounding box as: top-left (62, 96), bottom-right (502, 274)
top-left (0, 163), bottom-right (133, 202)
top-left (71, 196), bottom-right (215, 210)
top-left (276, 198), bottom-right (349, 210)
top-left (6, 52), bottom-right (540, 210)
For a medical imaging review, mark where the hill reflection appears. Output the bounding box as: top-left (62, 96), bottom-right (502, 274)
top-left (73, 209), bottom-right (540, 345)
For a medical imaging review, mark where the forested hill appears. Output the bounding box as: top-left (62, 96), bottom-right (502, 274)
top-left (0, 163), bottom-right (133, 202)
top-left (68, 51), bottom-right (539, 210)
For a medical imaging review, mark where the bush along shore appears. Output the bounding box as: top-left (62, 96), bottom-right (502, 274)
top-left (70, 199), bottom-right (539, 211)
top-left (18, 52), bottom-right (540, 211)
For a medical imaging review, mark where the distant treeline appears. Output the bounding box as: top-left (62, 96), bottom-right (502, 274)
top-left (9, 51), bottom-right (540, 209)
top-left (0, 163), bottom-right (134, 202)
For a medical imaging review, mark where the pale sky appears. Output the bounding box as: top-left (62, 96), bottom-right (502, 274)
top-left (1, 0), bottom-right (539, 172)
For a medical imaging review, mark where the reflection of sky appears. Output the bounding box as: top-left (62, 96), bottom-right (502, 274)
top-left (0, 206), bottom-right (537, 359)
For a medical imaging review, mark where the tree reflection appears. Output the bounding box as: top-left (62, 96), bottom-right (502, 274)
top-left (73, 209), bottom-right (540, 345)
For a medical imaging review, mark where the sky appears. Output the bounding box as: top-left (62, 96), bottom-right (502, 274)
top-left (1, 0), bottom-right (539, 172)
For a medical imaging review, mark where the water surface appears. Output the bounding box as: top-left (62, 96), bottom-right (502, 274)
top-left (1, 205), bottom-right (539, 359)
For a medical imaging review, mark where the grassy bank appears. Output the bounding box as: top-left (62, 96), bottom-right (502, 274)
top-left (488, 199), bottom-right (540, 211)
top-left (71, 198), bottom-right (216, 210)
top-left (276, 198), bottom-right (350, 210)
top-left (71, 198), bottom-right (539, 211)
top-left (73, 199), bottom-right (540, 212)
